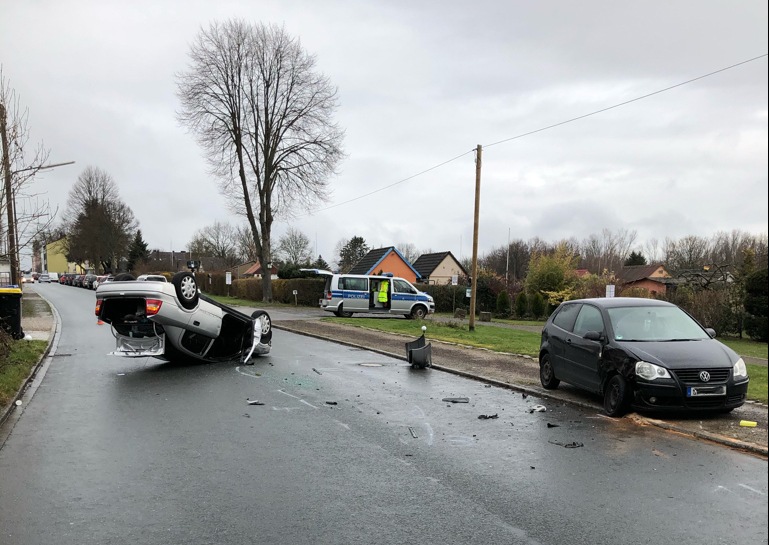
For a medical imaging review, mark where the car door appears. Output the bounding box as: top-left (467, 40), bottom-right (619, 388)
top-left (564, 304), bottom-right (605, 393)
top-left (339, 276), bottom-right (369, 312)
top-left (391, 279), bottom-right (417, 314)
top-left (546, 303), bottom-right (582, 384)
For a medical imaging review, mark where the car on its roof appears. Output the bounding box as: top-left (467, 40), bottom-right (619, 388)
top-left (95, 272), bottom-right (271, 364)
top-left (538, 297), bottom-right (749, 417)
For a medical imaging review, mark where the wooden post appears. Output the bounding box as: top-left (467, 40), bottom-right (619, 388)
top-left (469, 144), bottom-right (482, 331)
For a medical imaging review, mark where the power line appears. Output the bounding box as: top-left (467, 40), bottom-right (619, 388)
top-left (311, 53), bottom-right (767, 215)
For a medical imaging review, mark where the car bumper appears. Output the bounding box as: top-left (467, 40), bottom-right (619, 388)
top-left (632, 379), bottom-right (749, 412)
top-left (111, 332), bottom-right (166, 358)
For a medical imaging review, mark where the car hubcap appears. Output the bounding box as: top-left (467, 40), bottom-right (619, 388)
top-left (180, 277), bottom-right (196, 299)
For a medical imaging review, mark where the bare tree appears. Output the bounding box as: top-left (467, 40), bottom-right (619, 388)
top-left (235, 223), bottom-right (258, 263)
top-left (395, 242), bottom-right (420, 264)
top-left (176, 20), bottom-right (344, 301)
top-left (1, 67), bottom-right (56, 282)
top-left (64, 167), bottom-right (137, 272)
top-left (276, 227), bottom-right (312, 265)
top-left (187, 221), bottom-right (241, 268)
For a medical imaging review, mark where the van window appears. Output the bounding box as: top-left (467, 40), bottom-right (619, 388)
top-left (339, 277), bottom-right (367, 291)
top-left (393, 279), bottom-right (416, 294)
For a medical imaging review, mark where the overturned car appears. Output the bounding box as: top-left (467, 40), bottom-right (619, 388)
top-left (95, 272), bottom-right (271, 364)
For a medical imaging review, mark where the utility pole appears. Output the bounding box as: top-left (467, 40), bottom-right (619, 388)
top-left (1, 101), bottom-right (20, 287)
top-left (469, 144), bottom-right (482, 332)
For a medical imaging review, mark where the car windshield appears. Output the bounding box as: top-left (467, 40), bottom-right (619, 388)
top-left (608, 305), bottom-right (710, 342)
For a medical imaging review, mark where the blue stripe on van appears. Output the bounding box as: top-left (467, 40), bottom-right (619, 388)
top-left (331, 290), bottom-right (369, 300)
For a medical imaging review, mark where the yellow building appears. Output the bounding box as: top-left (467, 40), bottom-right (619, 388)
top-left (44, 237), bottom-right (88, 274)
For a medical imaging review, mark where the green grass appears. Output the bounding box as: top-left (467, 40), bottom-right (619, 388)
top-left (323, 316), bottom-right (768, 404)
top-left (718, 336), bottom-right (768, 360)
top-left (0, 340), bottom-right (48, 408)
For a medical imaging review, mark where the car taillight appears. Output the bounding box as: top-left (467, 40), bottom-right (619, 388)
top-left (145, 299), bottom-right (162, 316)
top-left (326, 291), bottom-right (332, 300)
top-left (94, 299), bottom-right (102, 316)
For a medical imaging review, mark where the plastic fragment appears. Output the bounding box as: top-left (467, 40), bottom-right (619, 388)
top-left (478, 414), bottom-right (499, 420)
top-left (529, 405), bottom-right (547, 413)
top-left (739, 420), bottom-right (757, 427)
top-left (546, 423), bottom-right (560, 428)
top-left (442, 397), bottom-right (469, 403)
top-left (247, 400), bottom-right (265, 406)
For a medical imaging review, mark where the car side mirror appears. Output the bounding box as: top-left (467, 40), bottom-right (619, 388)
top-left (705, 328), bottom-right (716, 338)
top-left (583, 331), bottom-right (604, 341)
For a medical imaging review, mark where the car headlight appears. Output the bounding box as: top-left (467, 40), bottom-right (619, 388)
top-left (733, 358), bottom-right (748, 379)
top-left (636, 361), bottom-right (672, 381)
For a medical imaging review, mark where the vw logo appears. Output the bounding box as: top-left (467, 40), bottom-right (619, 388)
top-left (699, 371), bottom-right (711, 382)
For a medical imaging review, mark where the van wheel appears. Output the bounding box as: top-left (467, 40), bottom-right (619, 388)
top-left (604, 375), bottom-right (630, 417)
top-left (335, 305), bottom-right (353, 318)
top-left (410, 305), bottom-right (427, 320)
top-left (539, 353), bottom-right (560, 389)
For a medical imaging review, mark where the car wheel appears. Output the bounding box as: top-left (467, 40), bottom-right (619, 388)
top-left (172, 272), bottom-right (199, 310)
top-left (336, 304), bottom-right (353, 318)
top-left (603, 375), bottom-right (630, 417)
top-left (113, 273), bottom-right (135, 281)
top-left (539, 353), bottom-right (560, 389)
top-left (411, 305), bottom-right (427, 320)
top-left (251, 310), bottom-right (272, 344)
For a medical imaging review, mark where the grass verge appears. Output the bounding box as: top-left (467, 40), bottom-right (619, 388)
top-left (0, 339), bottom-right (48, 408)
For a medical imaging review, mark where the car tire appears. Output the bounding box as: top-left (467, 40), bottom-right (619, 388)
top-left (603, 374), bottom-right (630, 417)
top-left (410, 305), bottom-right (427, 320)
top-left (251, 310), bottom-right (272, 344)
top-left (539, 353), bottom-right (560, 389)
top-left (172, 272), bottom-right (199, 310)
top-left (335, 305), bottom-right (353, 318)
top-left (113, 273), bottom-right (135, 281)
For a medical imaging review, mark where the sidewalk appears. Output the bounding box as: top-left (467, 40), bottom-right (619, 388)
top-left (12, 291), bottom-right (767, 457)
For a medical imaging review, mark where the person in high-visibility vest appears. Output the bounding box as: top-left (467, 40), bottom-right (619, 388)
top-left (378, 279), bottom-right (389, 307)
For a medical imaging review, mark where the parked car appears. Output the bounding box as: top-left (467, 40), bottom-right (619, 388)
top-left (538, 297), bottom-right (749, 417)
top-left (136, 274), bottom-right (168, 282)
top-left (72, 275), bottom-right (85, 288)
top-left (92, 275), bottom-right (113, 289)
top-left (38, 273), bottom-right (51, 283)
top-left (83, 274), bottom-right (98, 289)
top-left (95, 272), bottom-right (272, 364)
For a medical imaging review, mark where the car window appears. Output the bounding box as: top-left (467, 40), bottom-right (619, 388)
top-left (393, 279), bottom-right (416, 294)
top-left (609, 306), bottom-right (710, 341)
top-left (339, 277), bottom-right (367, 291)
top-left (573, 305), bottom-right (604, 337)
top-left (551, 303), bottom-right (581, 332)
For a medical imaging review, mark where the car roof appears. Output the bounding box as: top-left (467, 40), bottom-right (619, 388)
top-left (564, 297), bottom-right (675, 309)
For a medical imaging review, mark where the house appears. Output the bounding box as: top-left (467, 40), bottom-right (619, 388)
top-left (412, 251), bottom-right (467, 285)
top-left (243, 260), bottom-right (278, 280)
top-left (617, 264), bottom-right (672, 296)
top-left (348, 246), bottom-right (420, 284)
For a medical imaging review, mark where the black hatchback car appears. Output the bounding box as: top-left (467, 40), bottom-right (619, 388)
top-left (539, 297), bottom-right (749, 416)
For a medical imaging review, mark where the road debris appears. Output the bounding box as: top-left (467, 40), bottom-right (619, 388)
top-left (522, 393), bottom-right (528, 399)
top-left (740, 420), bottom-right (758, 427)
top-left (247, 400), bottom-right (265, 406)
top-left (408, 426), bottom-right (418, 438)
top-left (529, 405), bottom-right (547, 413)
top-left (312, 368), bottom-right (322, 375)
top-left (478, 414), bottom-right (499, 420)
top-left (546, 423), bottom-right (560, 428)
top-left (326, 401), bottom-right (338, 406)
top-left (442, 397), bottom-right (469, 403)
top-left (548, 440), bottom-right (584, 448)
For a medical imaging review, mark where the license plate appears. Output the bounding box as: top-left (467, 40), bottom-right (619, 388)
top-left (687, 385), bottom-right (726, 397)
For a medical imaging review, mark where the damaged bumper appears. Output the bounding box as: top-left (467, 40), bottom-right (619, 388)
top-left (110, 332), bottom-right (166, 358)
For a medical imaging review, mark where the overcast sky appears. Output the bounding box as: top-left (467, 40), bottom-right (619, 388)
top-left (2, 0), bottom-right (767, 270)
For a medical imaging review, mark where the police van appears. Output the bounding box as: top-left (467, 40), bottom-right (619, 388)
top-left (302, 270), bottom-right (435, 319)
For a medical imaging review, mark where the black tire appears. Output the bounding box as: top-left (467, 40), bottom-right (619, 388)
top-left (604, 374), bottom-right (630, 417)
top-left (251, 310), bottom-right (272, 344)
top-left (336, 304), bottom-right (353, 318)
top-left (539, 353), bottom-right (560, 389)
top-left (172, 272), bottom-right (199, 310)
top-left (410, 305), bottom-right (427, 320)
top-left (113, 273), bottom-right (135, 281)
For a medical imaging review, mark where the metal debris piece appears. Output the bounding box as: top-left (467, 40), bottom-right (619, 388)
top-left (326, 401), bottom-right (338, 405)
top-left (548, 440), bottom-right (584, 448)
top-left (442, 397), bottom-right (470, 403)
top-left (546, 423), bottom-right (560, 428)
top-left (247, 400), bottom-right (265, 406)
top-left (408, 426), bottom-right (418, 438)
top-left (312, 368), bottom-right (322, 375)
top-left (478, 414), bottom-right (499, 420)
top-left (529, 405), bottom-right (547, 413)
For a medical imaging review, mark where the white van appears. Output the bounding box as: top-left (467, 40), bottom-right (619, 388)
top-left (302, 269), bottom-right (435, 319)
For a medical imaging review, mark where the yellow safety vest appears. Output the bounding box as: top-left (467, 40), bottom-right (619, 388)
top-left (378, 280), bottom-right (389, 303)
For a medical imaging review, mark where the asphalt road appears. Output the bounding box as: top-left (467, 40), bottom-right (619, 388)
top-left (1, 284), bottom-right (767, 545)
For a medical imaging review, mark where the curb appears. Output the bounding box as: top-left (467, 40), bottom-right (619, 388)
top-left (273, 322), bottom-right (769, 458)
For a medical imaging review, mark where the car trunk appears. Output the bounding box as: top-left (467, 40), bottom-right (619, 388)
top-left (99, 297), bottom-right (161, 338)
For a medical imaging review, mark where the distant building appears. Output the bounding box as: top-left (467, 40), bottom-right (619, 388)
top-left (617, 264), bottom-right (671, 296)
top-left (348, 246), bottom-right (420, 283)
top-left (412, 251), bottom-right (467, 285)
